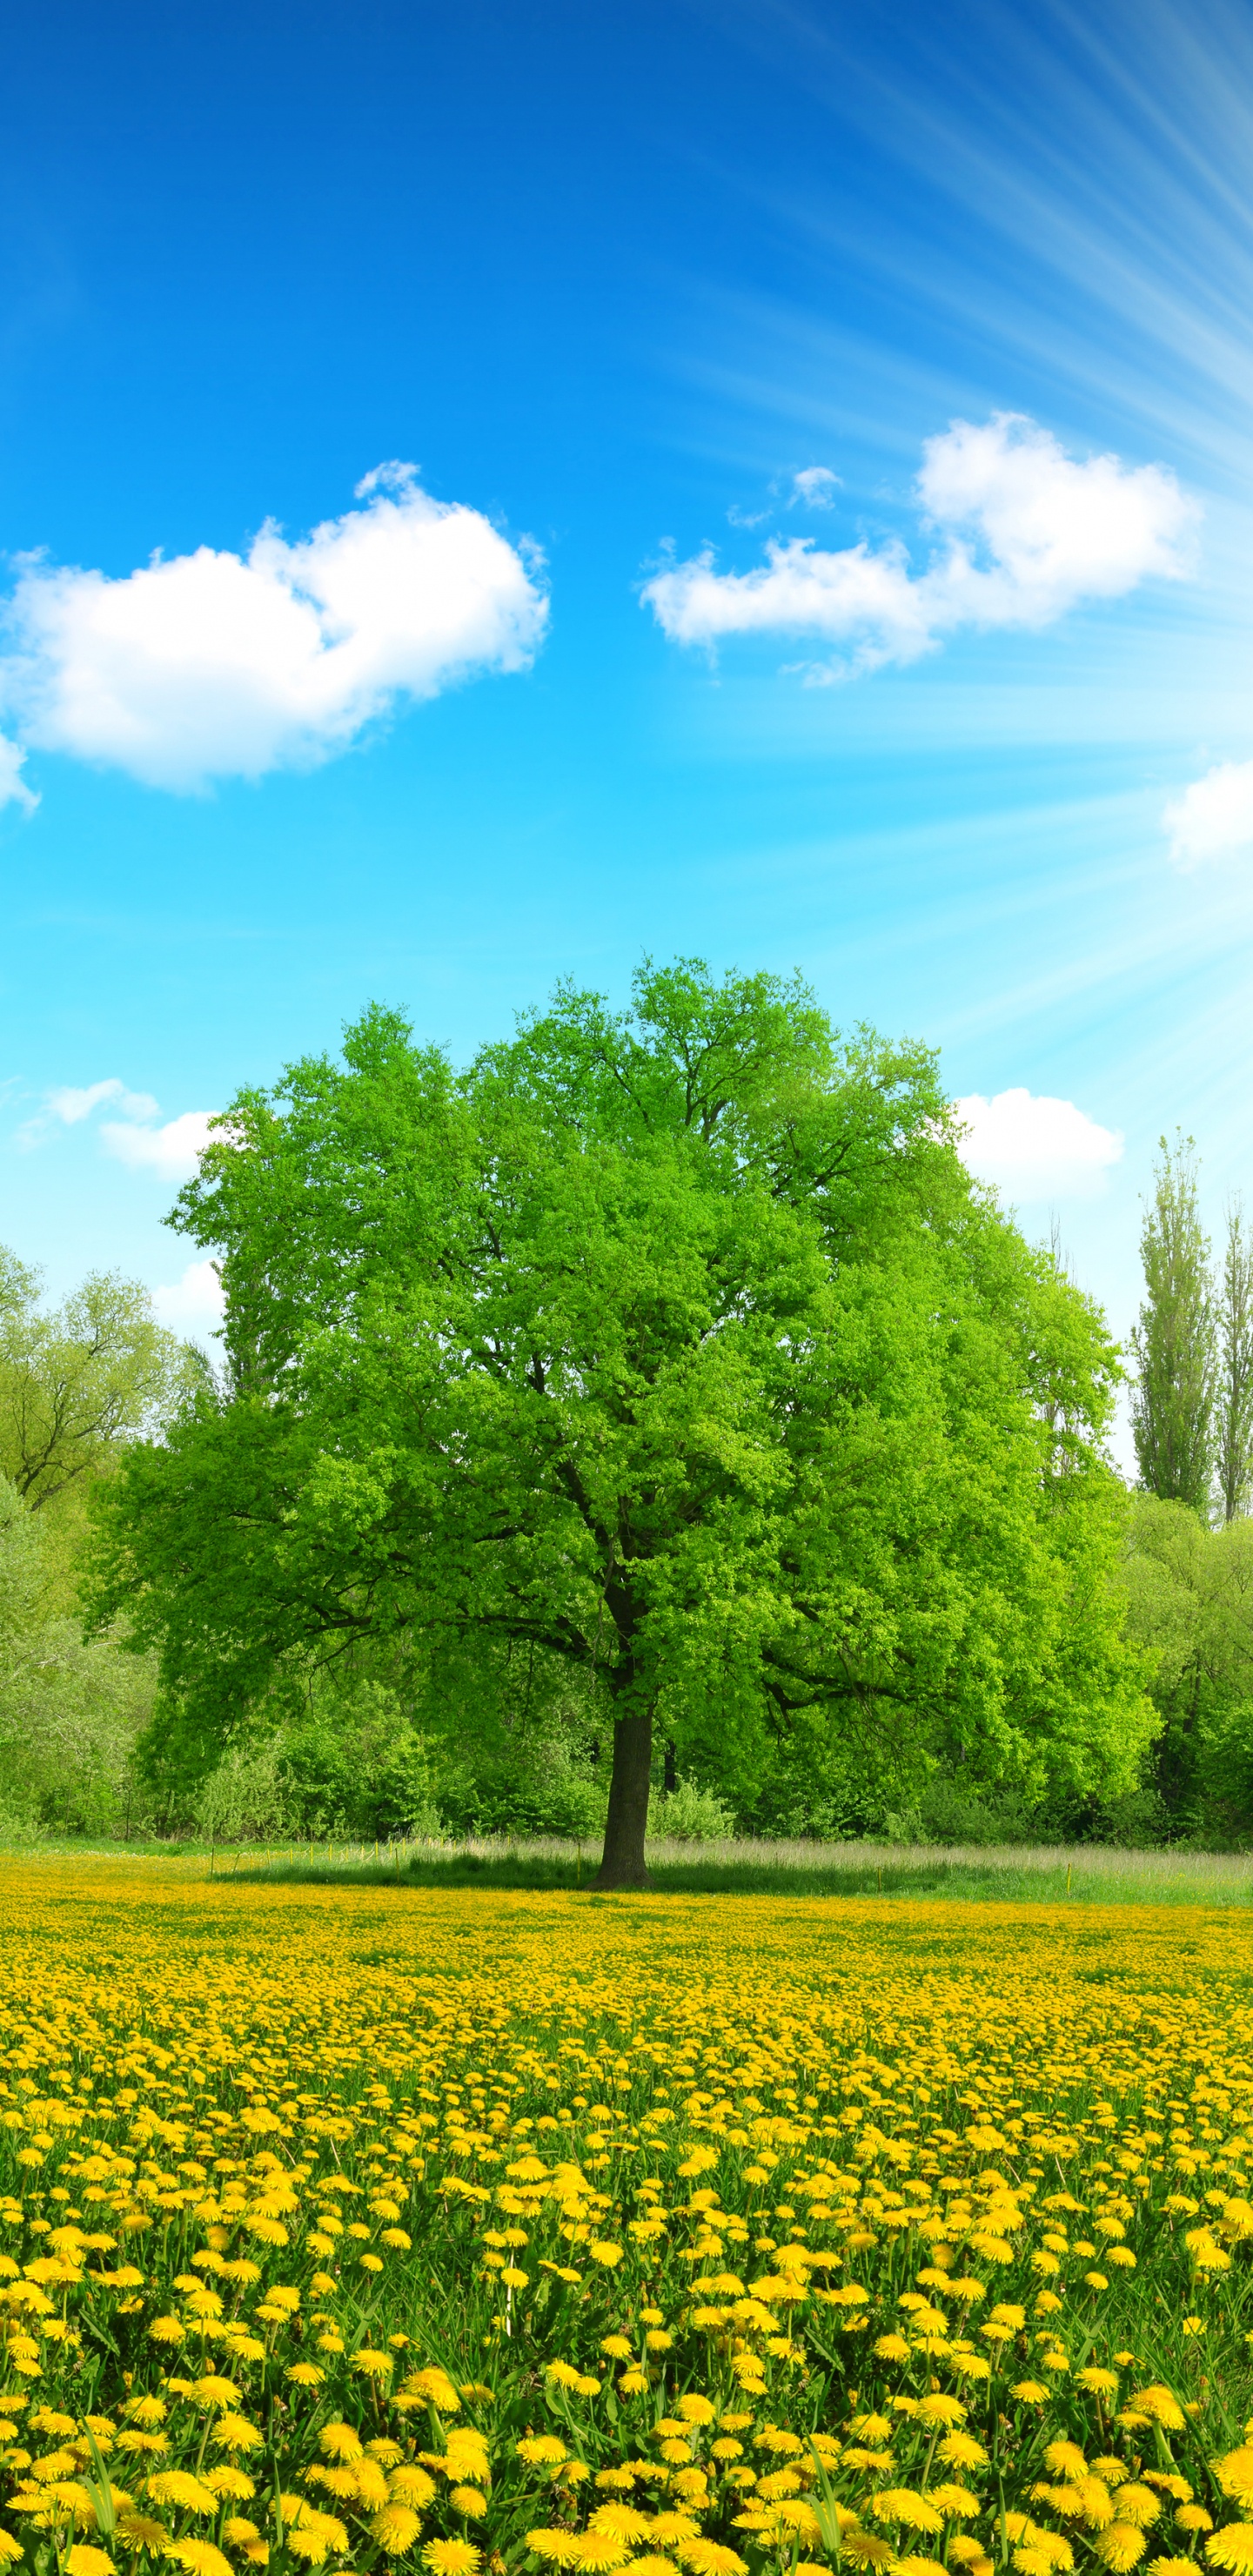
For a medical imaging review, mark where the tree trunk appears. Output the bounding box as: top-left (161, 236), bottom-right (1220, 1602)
top-left (593, 1699), bottom-right (654, 1888)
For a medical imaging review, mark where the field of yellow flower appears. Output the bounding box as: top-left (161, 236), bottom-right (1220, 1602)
top-left (3, 1862), bottom-right (1253, 2576)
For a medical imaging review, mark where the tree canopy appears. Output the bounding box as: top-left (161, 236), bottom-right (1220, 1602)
top-left (0, 1247), bottom-right (198, 1511)
top-left (89, 959), bottom-right (1154, 1882)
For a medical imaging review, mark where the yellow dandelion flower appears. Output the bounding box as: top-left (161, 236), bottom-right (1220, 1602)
top-left (203, 2467), bottom-right (256, 2501)
top-left (65, 2551), bottom-right (115, 2576)
top-left (371, 2505), bottom-right (422, 2553)
top-left (1134, 2391), bottom-right (1187, 2432)
top-left (420, 2546), bottom-right (482, 2576)
top-left (871, 2493), bottom-right (944, 2533)
top-left (569, 2537), bottom-right (631, 2570)
top-left (146, 2472), bottom-right (218, 2516)
top-left (525, 2536), bottom-right (582, 2567)
top-left (1216, 2460), bottom-right (1253, 2512)
top-left (450, 2489), bottom-right (487, 2518)
top-left (211, 2418), bottom-right (263, 2453)
top-left (1208, 2534), bottom-right (1253, 2573)
top-left (1095, 2530), bottom-right (1147, 2571)
top-left (930, 2486), bottom-right (982, 2519)
top-left (1117, 2492), bottom-right (1163, 2532)
top-left (588, 2508), bottom-right (654, 2540)
top-left (939, 2438), bottom-right (989, 2471)
top-left (390, 2468), bottom-right (438, 2508)
top-left (166, 2546), bottom-right (234, 2576)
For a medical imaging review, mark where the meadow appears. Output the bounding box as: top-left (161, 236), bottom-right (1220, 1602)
top-left (2, 1861), bottom-right (1253, 2576)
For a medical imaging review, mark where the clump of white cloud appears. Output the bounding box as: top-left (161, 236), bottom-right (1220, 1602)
top-left (0, 462), bottom-right (548, 795)
top-left (790, 466), bottom-right (841, 508)
top-left (644, 413), bottom-right (1196, 674)
top-left (1163, 757), bottom-right (1253, 868)
top-left (955, 1086), bottom-right (1124, 1203)
top-left (17, 1077), bottom-right (218, 1180)
top-left (17, 1077), bottom-right (159, 1146)
top-left (0, 735), bottom-right (36, 813)
top-left (102, 1110), bottom-right (218, 1180)
top-left (151, 1258), bottom-right (226, 1345)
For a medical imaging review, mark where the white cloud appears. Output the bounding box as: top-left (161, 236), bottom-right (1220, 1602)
top-left (0, 463), bottom-right (548, 794)
top-left (46, 1077), bottom-right (159, 1126)
top-left (790, 466), bottom-right (841, 508)
top-left (17, 1076), bottom-right (158, 1149)
top-left (151, 1258), bottom-right (225, 1345)
top-left (0, 735), bottom-right (36, 812)
top-left (643, 413), bottom-right (1196, 674)
top-left (955, 1087), bottom-right (1124, 1203)
top-left (102, 1110), bottom-right (217, 1180)
top-left (1163, 757), bottom-right (1253, 867)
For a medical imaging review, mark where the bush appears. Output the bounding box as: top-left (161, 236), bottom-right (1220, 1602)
top-left (647, 1774), bottom-right (737, 1842)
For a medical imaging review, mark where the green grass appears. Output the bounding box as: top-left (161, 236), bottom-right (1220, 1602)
top-left (7, 1826), bottom-right (1253, 1902)
top-left (207, 1830), bottom-right (1253, 1903)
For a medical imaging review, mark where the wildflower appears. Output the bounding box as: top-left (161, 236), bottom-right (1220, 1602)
top-left (1208, 2538), bottom-right (1253, 2574)
top-left (930, 2487), bottom-right (982, 2519)
top-left (870, 2493), bottom-right (944, 2533)
top-left (66, 2553), bottom-right (115, 2576)
top-left (166, 2547), bottom-right (234, 2576)
top-left (1216, 2460), bottom-right (1253, 2512)
top-left (372, 2506), bottom-right (422, 2552)
top-left (211, 2418), bottom-right (262, 2452)
top-left (939, 2437), bottom-right (989, 2471)
top-left (146, 2472), bottom-right (218, 2515)
top-left (420, 2546), bottom-right (481, 2576)
top-left (1095, 2531), bottom-right (1148, 2571)
top-left (1135, 2391), bottom-right (1187, 2432)
top-left (1117, 2492), bottom-right (1163, 2531)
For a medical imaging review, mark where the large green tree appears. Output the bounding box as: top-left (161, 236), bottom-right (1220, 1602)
top-left (90, 961), bottom-right (1152, 1883)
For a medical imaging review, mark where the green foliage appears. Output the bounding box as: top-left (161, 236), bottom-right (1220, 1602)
top-left (0, 1469), bottom-right (159, 1836)
top-left (89, 958), bottom-right (1155, 1876)
top-left (1216, 1197), bottom-right (1253, 1524)
top-left (0, 1244), bottom-right (201, 1508)
top-left (1122, 1489), bottom-right (1253, 1839)
top-left (1130, 1133), bottom-right (1216, 1513)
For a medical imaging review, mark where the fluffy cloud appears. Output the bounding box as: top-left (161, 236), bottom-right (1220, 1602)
top-left (102, 1110), bottom-right (218, 1180)
top-left (644, 413), bottom-right (1195, 673)
top-left (0, 463), bottom-right (547, 794)
top-left (790, 467), bottom-right (841, 508)
top-left (17, 1077), bottom-right (159, 1146)
top-left (955, 1087), bottom-right (1124, 1203)
top-left (1163, 758), bottom-right (1253, 868)
top-left (0, 735), bottom-right (36, 812)
top-left (17, 1077), bottom-right (218, 1180)
top-left (151, 1258), bottom-right (226, 1345)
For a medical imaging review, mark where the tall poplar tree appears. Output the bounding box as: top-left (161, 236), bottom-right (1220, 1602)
top-left (1130, 1134), bottom-right (1216, 1515)
top-left (1215, 1197), bottom-right (1253, 1525)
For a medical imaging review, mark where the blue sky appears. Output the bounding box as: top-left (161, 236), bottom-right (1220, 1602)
top-left (4, 0), bottom-right (1253, 1410)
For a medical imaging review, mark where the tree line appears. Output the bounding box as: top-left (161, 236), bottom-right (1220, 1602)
top-left (1, 962), bottom-right (1250, 1872)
